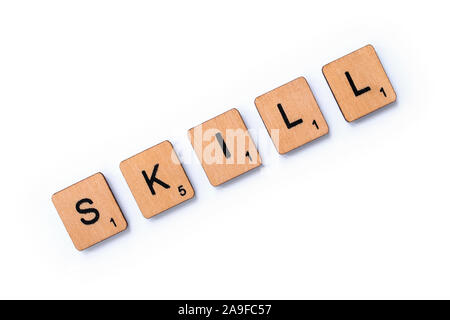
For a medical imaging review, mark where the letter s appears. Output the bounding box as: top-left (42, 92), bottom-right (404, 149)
top-left (75, 198), bottom-right (100, 225)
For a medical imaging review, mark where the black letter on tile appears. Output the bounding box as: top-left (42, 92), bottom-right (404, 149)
top-left (215, 132), bottom-right (231, 158)
top-left (76, 198), bottom-right (100, 225)
top-left (278, 103), bottom-right (303, 129)
top-left (142, 164), bottom-right (170, 195)
top-left (345, 71), bottom-right (371, 97)
top-left (245, 151), bottom-right (252, 162)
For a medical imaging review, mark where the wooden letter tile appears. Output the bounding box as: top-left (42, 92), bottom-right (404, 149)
top-left (120, 140), bottom-right (194, 218)
top-left (188, 108), bottom-right (261, 186)
top-left (322, 44), bottom-right (396, 122)
top-left (254, 77), bottom-right (329, 154)
top-left (52, 173), bottom-right (127, 251)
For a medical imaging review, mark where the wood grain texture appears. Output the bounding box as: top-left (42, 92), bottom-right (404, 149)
top-left (120, 140), bottom-right (194, 219)
top-left (51, 173), bottom-right (127, 251)
top-left (255, 77), bottom-right (329, 154)
top-left (322, 44), bottom-right (396, 122)
top-left (188, 108), bottom-right (261, 186)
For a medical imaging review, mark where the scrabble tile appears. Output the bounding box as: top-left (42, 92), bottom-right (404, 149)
top-left (254, 77), bottom-right (329, 154)
top-left (120, 140), bottom-right (194, 218)
top-left (322, 44), bottom-right (396, 122)
top-left (52, 173), bottom-right (127, 251)
top-left (188, 108), bottom-right (261, 186)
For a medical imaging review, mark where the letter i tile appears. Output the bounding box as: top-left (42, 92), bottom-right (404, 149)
top-left (188, 108), bottom-right (261, 186)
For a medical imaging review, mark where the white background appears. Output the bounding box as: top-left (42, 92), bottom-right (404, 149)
top-left (0, 0), bottom-right (449, 299)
